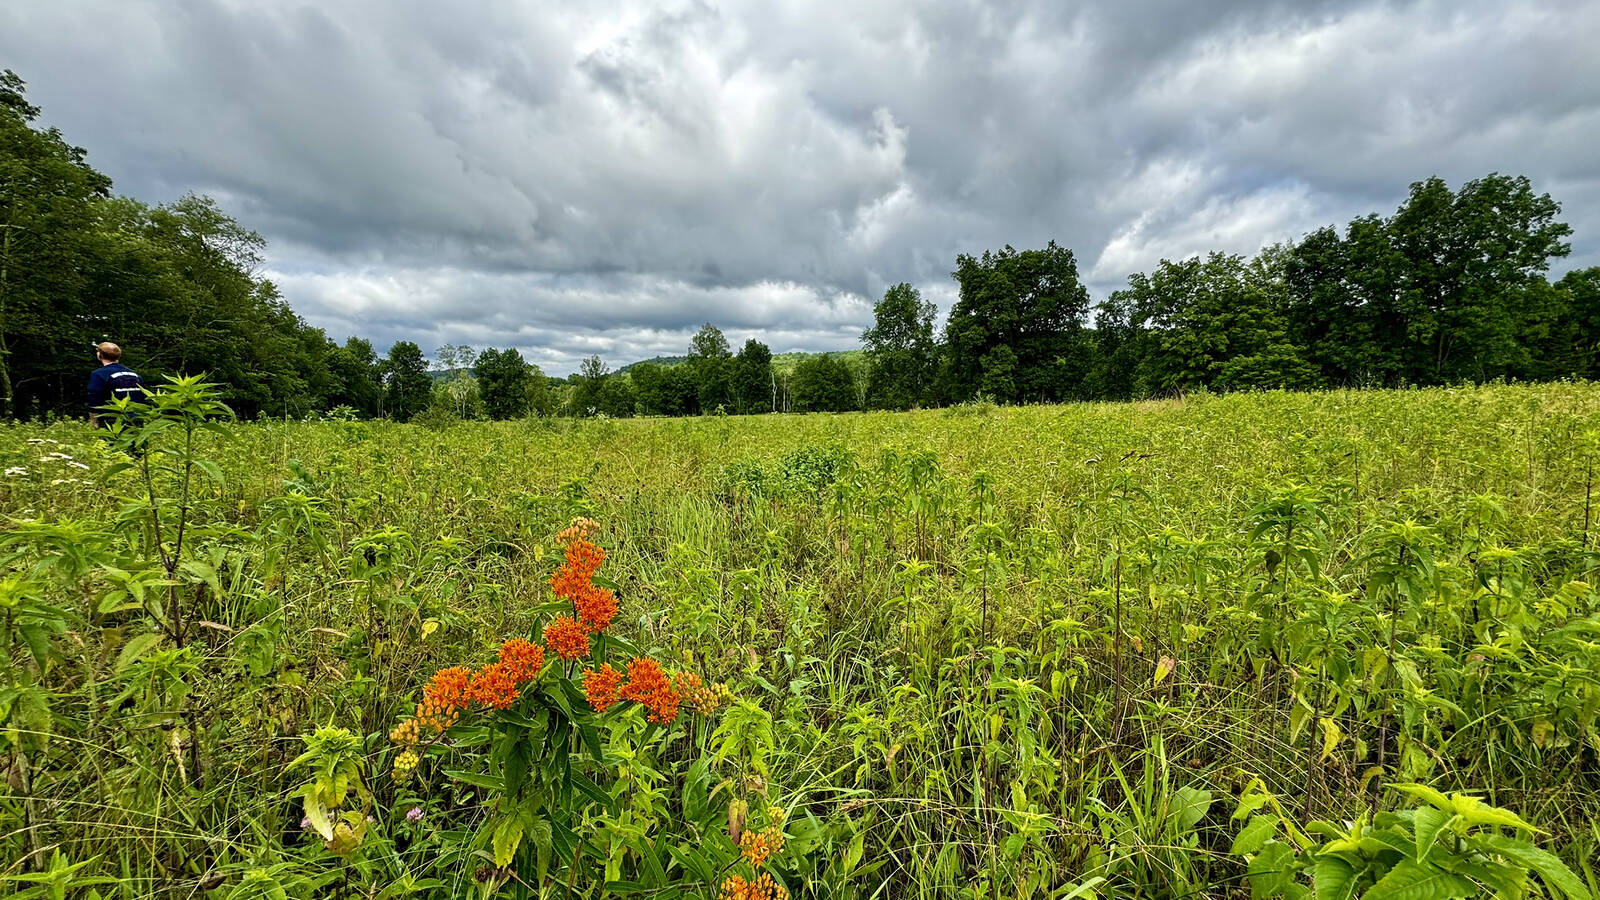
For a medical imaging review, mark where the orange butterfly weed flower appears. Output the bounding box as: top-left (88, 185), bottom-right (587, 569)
top-left (574, 585), bottom-right (617, 634)
top-left (498, 638), bottom-right (546, 685)
top-left (550, 539), bottom-right (606, 601)
top-left (620, 658), bottom-right (680, 724)
top-left (583, 663), bottom-right (624, 712)
top-left (720, 873), bottom-right (788, 900)
top-left (545, 615), bottom-right (590, 660)
top-left (467, 662), bottom-right (520, 710)
top-left (416, 666), bottom-right (472, 732)
top-left (739, 826), bottom-right (785, 867)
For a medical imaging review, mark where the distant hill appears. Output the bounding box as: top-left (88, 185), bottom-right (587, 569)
top-left (616, 349), bottom-right (864, 377)
top-left (615, 355), bottom-right (687, 374)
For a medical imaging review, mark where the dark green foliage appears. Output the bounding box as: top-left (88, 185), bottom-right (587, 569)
top-left (567, 355), bottom-right (634, 417)
top-left (944, 241), bottom-right (1095, 404)
top-left (525, 363), bottom-right (556, 417)
top-left (791, 355), bottom-right (857, 412)
top-left (687, 323), bottom-right (732, 413)
top-left (632, 362), bottom-right (698, 416)
top-left (382, 341), bottom-right (432, 421)
top-left (863, 283), bottom-right (937, 410)
top-left (1280, 174), bottom-right (1572, 386)
top-left (323, 337), bottom-right (382, 417)
top-left (473, 347), bottom-right (532, 419)
top-left (731, 339), bottom-right (773, 414)
top-left (1111, 252), bottom-right (1320, 395)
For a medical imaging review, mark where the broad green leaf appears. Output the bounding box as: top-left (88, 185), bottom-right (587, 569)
top-left (1313, 856), bottom-right (1360, 900)
top-left (1248, 841), bottom-right (1298, 899)
top-left (1449, 794), bottom-right (1540, 834)
top-left (1390, 783), bottom-right (1453, 813)
top-left (302, 791), bottom-right (333, 841)
top-left (1411, 807), bottom-right (1458, 862)
top-left (1472, 834), bottom-right (1592, 900)
top-left (1319, 717), bottom-right (1342, 761)
top-left (1234, 815), bottom-right (1278, 856)
top-left (526, 816), bottom-right (553, 883)
top-left (115, 632), bottom-right (163, 674)
top-left (1363, 860), bottom-right (1475, 900)
top-left (493, 815), bottom-right (524, 868)
top-left (1172, 786), bottom-right (1212, 833)
top-left (443, 770), bottom-right (504, 792)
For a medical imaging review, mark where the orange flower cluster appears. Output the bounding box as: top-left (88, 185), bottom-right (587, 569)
top-left (468, 663), bottom-right (519, 710)
top-left (583, 663), bottom-right (624, 712)
top-left (545, 615), bottom-right (590, 660)
top-left (720, 873), bottom-right (788, 900)
top-left (620, 657), bottom-right (680, 724)
top-left (413, 666), bottom-right (471, 734)
top-left (498, 638), bottom-right (546, 684)
top-left (550, 539), bottom-right (603, 599)
top-left (739, 827), bottom-right (784, 867)
top-left (393, 639), bottom-right (552, 743)
top-left (574, 585), bottom-right (617, 634)
top-left (551, 537), bottom-right (617, 635)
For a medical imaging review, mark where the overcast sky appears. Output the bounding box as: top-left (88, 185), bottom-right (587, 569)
top-left (6, 0), bottom-right (1598, 374)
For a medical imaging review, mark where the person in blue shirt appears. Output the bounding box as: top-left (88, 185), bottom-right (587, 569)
top-left (87, 342), bottom-right (148, 427)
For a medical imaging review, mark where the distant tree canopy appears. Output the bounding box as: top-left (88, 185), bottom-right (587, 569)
top-left (473, 347), bottom-right (531, 419)
top-left (863, 283), bottom-right (936, 410)
top-left (383, 341), bottom-right (432, 421)
top-left (943, 241), bottom-right (1094, 404)
top-left (791, 355), bottom-right (858, 413)
top-left (4, 67), bottom-right (1597, 423)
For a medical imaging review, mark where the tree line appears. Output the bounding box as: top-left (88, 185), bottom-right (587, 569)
top-left (5, 68), bottom-right (1598, 423)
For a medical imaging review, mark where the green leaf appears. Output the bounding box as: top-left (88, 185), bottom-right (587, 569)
top-left (1313, 856), bottom-right (1360, 900)
top-left (179, 560), bottom-right (222, 597)
top-left (843, 830), bottom-right (866, 875)
top-left (1411, 807), bottom-right (1458, 862)
top-left (1171, 786), bottom-right (1212, 833)
top-left (666, 844), bottom-right (713, 883)
top-left (195, 458), bottom-right (226, 486)
top-left (503, 735), bottom-right (530, 798)
top-left (1389, 783), bottom-right (1452, 813)
top-left (1319, 717), bottom-right (1342, 761)
top-left (1234, 815), bottom-right (1279, 856)
top-left (1362, 860), bottom-right (1475, 900)
top-left (526, 815), bottom-right (553, 883)
top-left (1248, 841), bottom-right (1298, 899)
top-left (492, 815), bottom-right (524, 868)
top-left (1472, 834), bottom-right (1593, 900)
top-left (1449, 794), bottom-right (1540, 834)
top-left (18, 624), bottom-right (50, 669)
top-left (115, 632), bottom-right (163, 674)
top-left (443, 770), bottom-right (504, 792)
top-left (302, 790), bottom-right (333, 841)
top-left (569, 770), bottom-right (616, 814)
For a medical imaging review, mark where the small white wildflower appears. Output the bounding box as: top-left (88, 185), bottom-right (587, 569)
top-left (45, 452), bottom-right (74, 461)
top-left (68, 461), bottom-right (90, 470)
top-left (4, 466), bottom-right (27, 477)
top-left (26, 438), bottom-right (60, 445)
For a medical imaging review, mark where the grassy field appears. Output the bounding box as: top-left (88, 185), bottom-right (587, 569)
top-left (2, 384), bottom-right (1598, 899)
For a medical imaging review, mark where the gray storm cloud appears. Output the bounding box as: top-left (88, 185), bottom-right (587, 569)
top-left (4, 0), bottom-right (1597, 374)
